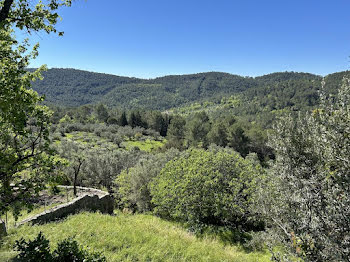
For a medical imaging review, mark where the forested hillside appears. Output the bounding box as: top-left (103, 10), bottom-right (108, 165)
top-left (31, 68), bottom-right (349, 116)
top-left (31, 68), bottom-right (141, 106)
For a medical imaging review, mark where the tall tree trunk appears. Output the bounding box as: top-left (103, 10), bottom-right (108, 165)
top-left (73, 171), bottom-right (78, 196)
top-left (73, 161), bottom-right (83, 197)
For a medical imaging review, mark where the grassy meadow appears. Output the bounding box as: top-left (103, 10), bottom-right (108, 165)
top-left (0, 212), bottom-right (270, 262)
top-left (122, 139), bottom-right (165, 152)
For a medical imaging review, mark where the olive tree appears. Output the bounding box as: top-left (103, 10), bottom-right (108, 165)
top-left (82, 148), bottom-right (146, 191)
top-left (264, 80), bottom-right (350, 261)
top-left (56, 140), bottom-right (86, 196)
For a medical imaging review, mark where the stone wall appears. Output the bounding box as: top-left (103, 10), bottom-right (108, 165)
top-left (18, 186), bottom-right (114, 226)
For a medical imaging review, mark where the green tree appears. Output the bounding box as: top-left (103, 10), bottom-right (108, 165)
top-left (186, 111), bottom-right (211, 148)
top-left (128, 111), bottom-right (137, 128)
top-left (75, 105), bottom-right (93, 124)
top-left (107, 116), bottom-right (118, 125)
top-left (208, 120), bottom-right (228, 147)
top-left (115, 149), bottom-right (180, 212)
top-left (148, 111), bottom-right (167, 136)
top-left (0, 0), bottom-right (71, 221)
top-left (227, 124), bottom-right (250, 157)
top-left (166, 115), bottom-right (186, 150)
top-left (262, 80), bottom-right (350, 261)
top-left (245, 126), bottom-right (273, 163)
top-left (79, 147), bottom-right (146, 191)
top-left (96, 104), bottom-right (109, 123)
top-left (57, 141), bottom-right (85, 196)
top-left (0, 0), bottom-right (71, 32)
top-left (150, 147), bottom-right (264, 231)
top-left (129, 110), bottom-right (146, 128)
top-left (118, 111), bottom-right (128, 126)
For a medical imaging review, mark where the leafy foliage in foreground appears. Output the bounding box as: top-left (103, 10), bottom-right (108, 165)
top-left (261, 80), bottom-right (350, 261)
top-left (14, 231), bottom-right (105, 262)
top-left (0, 30), bottom-right (59, 221)
top-left (0, 0), bottom-right (72, 227)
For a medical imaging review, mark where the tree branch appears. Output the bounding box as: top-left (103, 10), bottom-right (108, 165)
top-left (0, 0), bottom-right (14, 24)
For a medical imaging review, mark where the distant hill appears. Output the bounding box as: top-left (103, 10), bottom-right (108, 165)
top-left (31, 68), bottom-right (141, 106)
top-left (30, 68), bottom-right (350, 113)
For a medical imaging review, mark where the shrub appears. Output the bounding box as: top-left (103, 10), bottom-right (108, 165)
top-left (48, 184), bottom-right (61, 195)
top-left (115, 148), bottom-right (180, 212)
top-left (14, 232), bottom-right (106, 262)
top-left (150, 148), bottom-right (264, 232)
top-left (14, 232), bottom-right (52, 262)
top-left (112, 134), bottom-right (123, 145)
top-left (53, 237), bottom-right (106, 262)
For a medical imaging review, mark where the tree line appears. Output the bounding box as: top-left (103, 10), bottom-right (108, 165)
top-left (31, 68), bottom-right (345, 111)
top-left (51, 103), bottom-right (273, 163)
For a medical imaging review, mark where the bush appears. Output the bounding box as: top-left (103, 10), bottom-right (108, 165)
top-left (14, 232), bottom-right (106, 262)
top-left (53, 237), bottom-right (106, 262)
top-left (115, 148), bottom-right (180, 212)
top-left (14, 232), bottom-right (52, 261)
top-left (150, 148), bottom-right (265, 232)
top-left (48, 184), bottom-right (61, 195)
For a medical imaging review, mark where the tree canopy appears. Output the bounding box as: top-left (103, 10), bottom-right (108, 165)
top-left (0, 0), bottom-right (71, 220)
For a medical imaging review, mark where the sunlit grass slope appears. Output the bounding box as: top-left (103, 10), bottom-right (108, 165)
top-left (122, 139), bottom-right (165, 152)
top-left (0, 212), bottom-right (270, 262)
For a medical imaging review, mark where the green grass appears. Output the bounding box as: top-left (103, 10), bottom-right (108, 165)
top-left (122, 139), bottom-right (165, 152)
top-left (1, 187), bottom-right (77, 229)
top-left (168, 95), bottom-right (241, 116)
top-left (57, 131), bottom-right (165, 153)
top-left (64, 133), bottom-right (74, 139)
top-left (1, 203), bottom-right (63, 230)
top-left (61, 131), bottom-right (120, 151)
top-left (0, 212), bottom-right (270, 262)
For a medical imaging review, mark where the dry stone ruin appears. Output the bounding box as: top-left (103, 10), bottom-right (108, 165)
top-left (18, 186), bottom-right (114, 226)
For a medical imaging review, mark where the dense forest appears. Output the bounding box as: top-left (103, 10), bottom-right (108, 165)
top-left (31, 68), bottom-right (347, 109)
top-left (31, 68), bottom-right (349, 127)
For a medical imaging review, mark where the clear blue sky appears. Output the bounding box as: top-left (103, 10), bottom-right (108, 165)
top-left (27, 0), bottom-right (350, 78)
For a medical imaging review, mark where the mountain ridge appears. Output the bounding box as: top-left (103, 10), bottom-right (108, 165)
top-left (30, 68), bottom-right (349, 111)
top-left (31, 67), bottom-right (325, 80)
